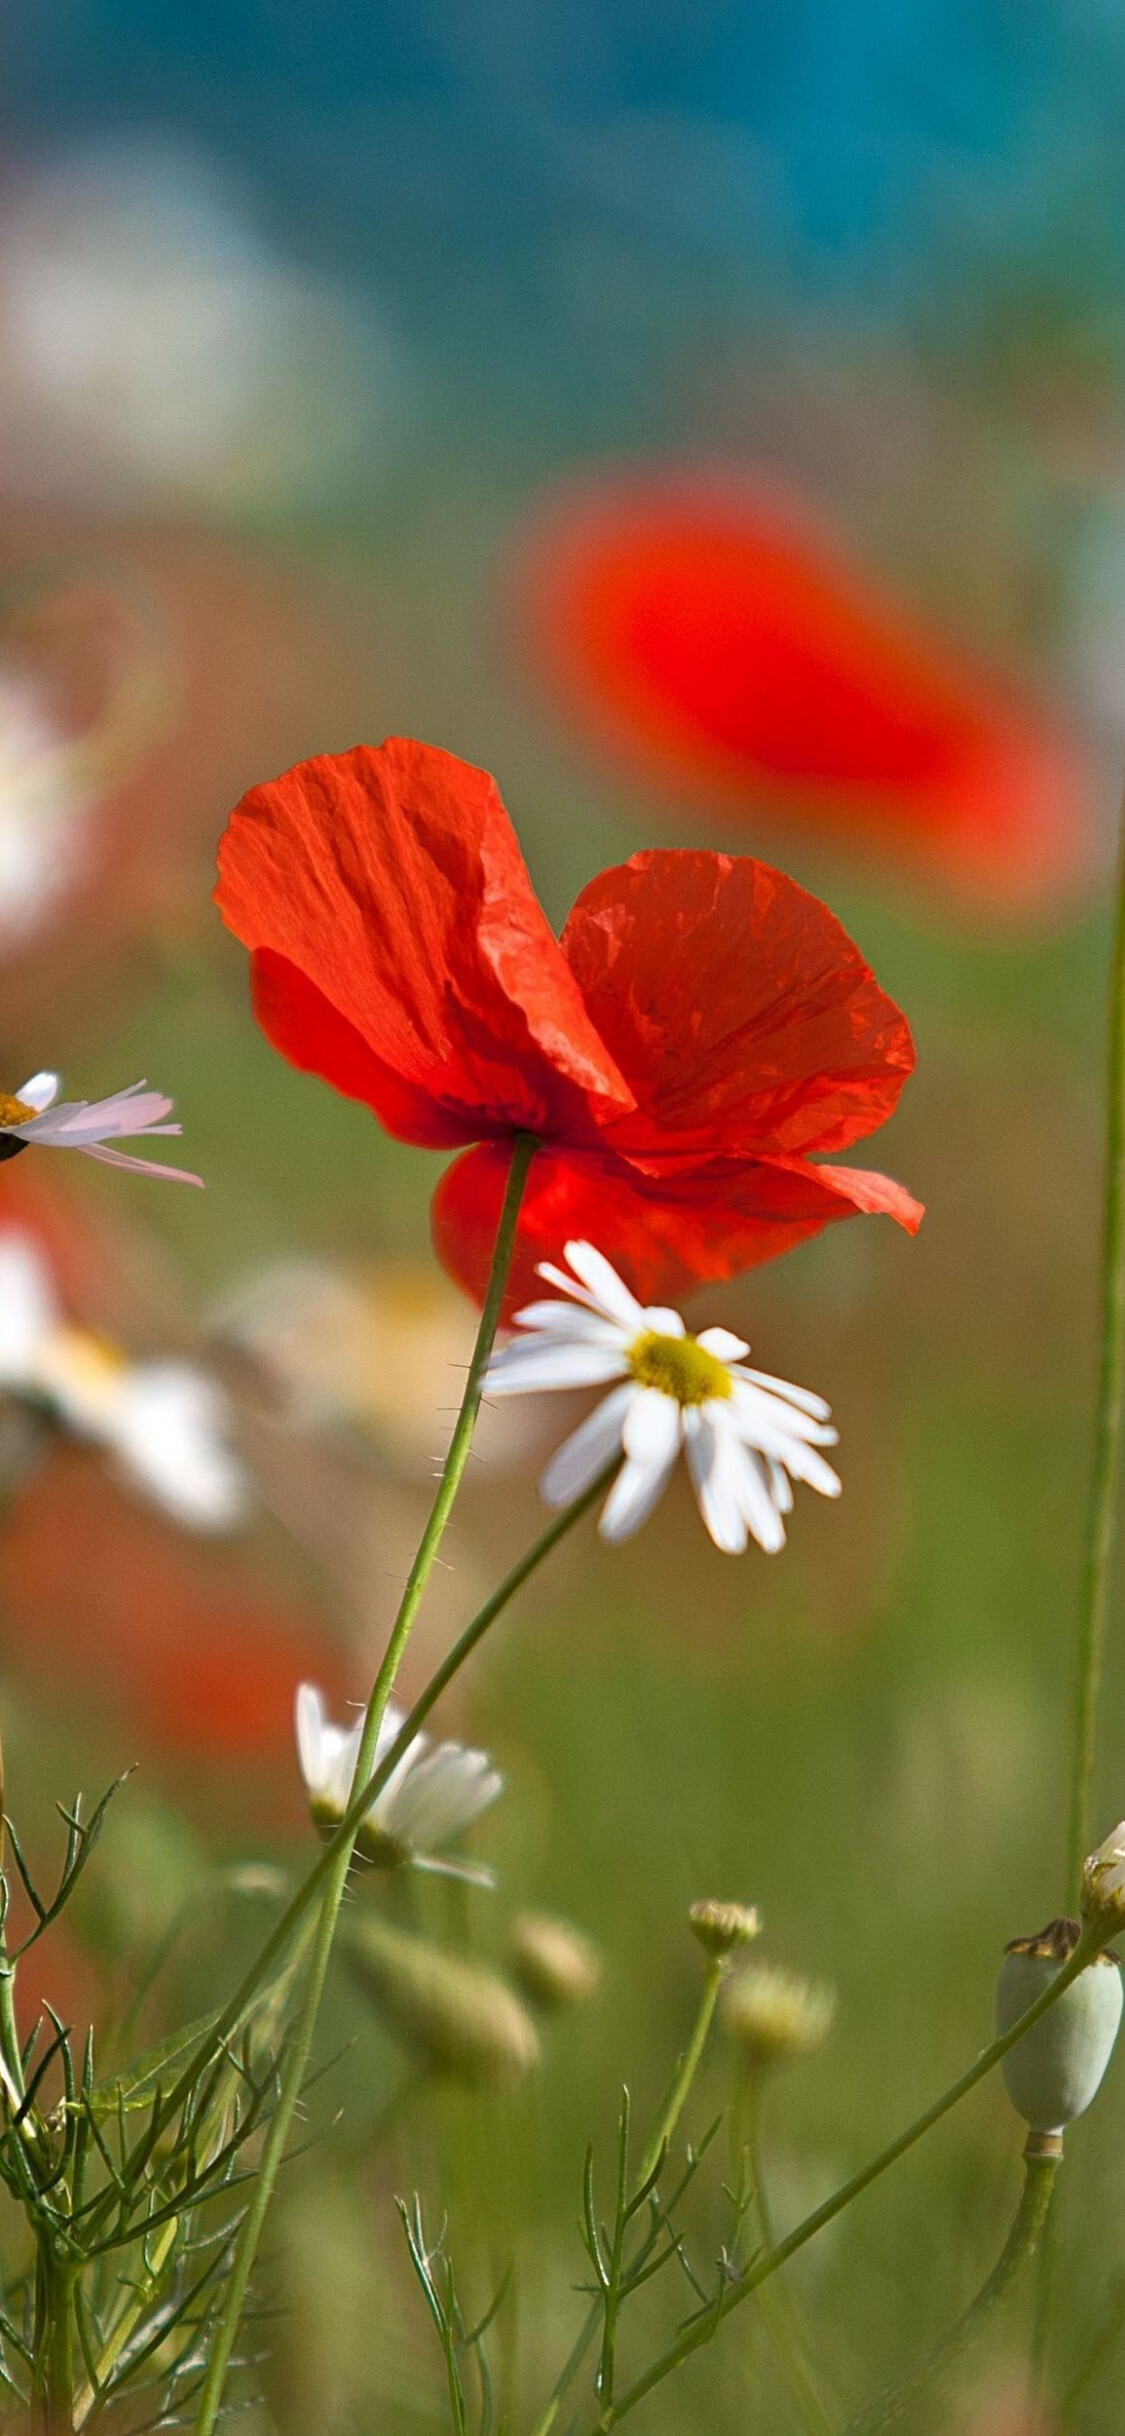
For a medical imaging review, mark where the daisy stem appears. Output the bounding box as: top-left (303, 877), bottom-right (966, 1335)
top-left (1068, 773), bottom-right (1125, 1900)
top-left (191, 1133), bottom-right (538, 2436)
top-left (591, 1924), bottom-right (1102, 2429)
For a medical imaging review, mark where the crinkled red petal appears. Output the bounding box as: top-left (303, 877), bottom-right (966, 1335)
top-left (432, 1140), bottom-right (922, 1317)
top-left (216, 737), bottom-right (635, 1147)
top-left (561, 848), bottom-right (915, 1163)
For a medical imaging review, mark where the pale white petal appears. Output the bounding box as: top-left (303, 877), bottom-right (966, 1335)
top-left (75, 1144), bottom-right (204, 1186)
top-left (539, 1380), bottom-right (635, 1506)
top-left (731, 1364), bottom-right (832, 1422)
top-left (621, 1385), bottom-right (682, 1467)
top-left (295, 1683), bottom-right (330, 1797)
top-left (682, 1406), bottom-right (749, 1554)
top-left (598, 1413), bottom-right (682, 1541)
top-left (0, 1230), bottom-right (59, 1377)
top-left (484, 1341), bottom-right (629, 1396)
top-left (695, 1325), bottom-right (750, 1361)
top-left (724, 1431), bottom-right (788, 1554)
top-left (729, 1379), bottom-right (837, 1447)
top-left (560, 1241), bottom-right (647, 1329)
top-left (766, 1456), bottom-right (794, 1515)
top-left (384, 1745), bottom-right (503, 1849)
top-left (509, 1300), bottom-right (628, 1347)
top-left (109, 1364), bottom-right (248, 1531)
top-left (780, 1440), bottom-right (842, 1499)
top-left (638, 1305), bottom-right (685, 1336)
top-left (14, 1071), bottom-right (59, 1112)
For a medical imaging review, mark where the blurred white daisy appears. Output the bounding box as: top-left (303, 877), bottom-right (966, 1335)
top-left (0, 662), bottom-right (95, 950)
top-left (0, 1071), bottom-right (202, 1184)
top-left (295, 1683), bottom-right (502, 1885)
top-left (0, 1224), bottom-right (247, 1531)
top-left (484, 1240), bottom-right (841, 1555)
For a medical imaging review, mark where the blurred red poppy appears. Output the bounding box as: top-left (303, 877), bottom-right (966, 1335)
top-left (510, 466), bottom-right (1092, 917)
top-left (216, 736), bottom-right (921, 1311)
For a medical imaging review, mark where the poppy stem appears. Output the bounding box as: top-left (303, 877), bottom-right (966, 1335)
top-left (192, 1133), bottom-right (539, 2436)
top-left (1068, 773), bottom-right (1125, 1901)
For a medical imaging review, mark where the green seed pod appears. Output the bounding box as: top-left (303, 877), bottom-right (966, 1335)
top-left (509, 1912), bottom-right (600, 2012)
top-left (721, 1961), bottom-right (836, 2065)
top-left (689, 1899), bottom-right (762, 1960)
top-left (345, 1914), bottom-right (540, 2085)
top-left (997, 1917), bottom-right (1123, 2133)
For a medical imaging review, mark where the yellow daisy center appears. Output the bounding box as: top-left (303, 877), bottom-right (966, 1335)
top-left (628, 1329), bottom-right (733, 1406)
top-left (0, 1092), bottom-right (35, 1127)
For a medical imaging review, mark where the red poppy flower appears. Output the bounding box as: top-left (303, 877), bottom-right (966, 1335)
top-left (510, 466), bottom-right (1091, 917)
top-left (216, 736), bottom-right (921, 1311)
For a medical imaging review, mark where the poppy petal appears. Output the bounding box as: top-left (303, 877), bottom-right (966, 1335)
top-left (515, 469), bottom-right (1091, 916)
top-left (432, 1140), bottom-right (921, 1316)
top-left (216, 737), bottom-right (635, 1147)
top-left (561, 848), bottom-right (915, 1162)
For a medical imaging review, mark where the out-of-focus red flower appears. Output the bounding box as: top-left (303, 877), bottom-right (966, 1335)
top-left (0, 1453), bottom-right (344, 1785)
top-left (510, 466), bottom-right (1092, 917)
top-left (216, 736), bottom-right (921, 1311)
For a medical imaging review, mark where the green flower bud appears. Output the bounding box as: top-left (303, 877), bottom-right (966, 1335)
top-left (1081, 1821), bottom-right (1125, 1942)
top-left (345, 1915), bottom-right (540, 2085)
top-left (689, 1899), bottom-right (762, 1960)
top-left (721, 1961), bottom-right (836, 2065)
top-left (508, 1912), bottom-right (600, 2012)
top-left (997, 1916), bottom-right (1122, 2134)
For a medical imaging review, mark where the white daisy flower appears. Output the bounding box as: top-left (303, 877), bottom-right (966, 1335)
top-left (0, 1223), bottom-right (247, 1531)
top-left (295, 1683), bottom-right (503, 1885)
top-left (484, 1239), bottom-right (841, 1556)
top-left (0, 1071), bottom-right (203, 1185)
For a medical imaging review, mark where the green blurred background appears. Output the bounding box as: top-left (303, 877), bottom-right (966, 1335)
top-left (2, 6), bottom-right (1125, 2428)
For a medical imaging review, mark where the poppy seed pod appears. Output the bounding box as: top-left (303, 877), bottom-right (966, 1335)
top-left (997, 1917), bottom-right (1123, 2134)
top-left (689, 1899), bottom-right (762, 1960)
top-left (509, 1912), bottom-right (601, 2012)
top-left (344, 1914), bottom-right (540, 2086)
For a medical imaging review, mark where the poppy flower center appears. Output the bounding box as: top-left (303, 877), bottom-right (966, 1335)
top-left (628, 1330), bottom-right (733, 1406)
top-left (0, 1093), bottom-right (34, 1127)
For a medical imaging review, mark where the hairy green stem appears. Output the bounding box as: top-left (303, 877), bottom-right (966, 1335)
top-left (841, 2152), bottom-right (1057, 2435)
top-left (1068, 776), bottom-right (1125, 1898)
top-left (594, 1927), bottom-right (1102, 2427)
top-left (529, 1960), bottom-right (727, 2436)
top-left (192, 1135), bottom-right (537, 2435)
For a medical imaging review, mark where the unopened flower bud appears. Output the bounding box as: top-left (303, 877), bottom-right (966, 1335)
top-left (345, 1915), bottom-right (540, 2085)
top-left (997, 1916), bottom-right (1122, 2135)
top-left (509, 1913), bottom-right (600, 2012)
top-left (689, 1899), bottom-right (762, 1960)
top-left (722, 1961), bottom-right (836, 2065)
top-left (1081, 1820), bottom-right (1125, 1940)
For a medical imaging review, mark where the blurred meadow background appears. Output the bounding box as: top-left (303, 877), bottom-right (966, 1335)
top-left (3, 4), bottom-right (1125, 2430)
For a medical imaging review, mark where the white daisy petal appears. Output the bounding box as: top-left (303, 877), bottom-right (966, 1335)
top-left (509, 1301), bottom-right (629, 1345)
top-left (724, 1428), bottom-right (787, 1554)
top-left (766, 1456), bottom-right (794, 1515)
top-left (560, 1241), bottom-right (646, 1329)
top-left (781, 1440), bottom-right (843, 1499)
top-left (729, 1379), bottom-right (837, 1447)
top-left (0, 1229), bottom-right (60, 1377)
top-left (539, 1380), bottom-right (635, 1506)
top-left (599, 1431), bottom-right (681, 1542)
top-left (638, 1305), bottom-right (685, 1337)
top-left (621, 1385), bottom-right (682, 1467)
top-left (682, 1406), bottom-right (748, 1555)
top-left (109, 1363), bottom-right (248, 1531)
top-left (14, 1071), bottom-right (59, 1113)
top-left (485, 1341), bottom-right (630, 1396)
top-left (732, 1364), bottom-right (832, 1422)
top-left (696, 1325), bottom-right (751, 1361)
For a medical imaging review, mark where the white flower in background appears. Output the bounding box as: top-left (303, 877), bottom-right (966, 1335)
top-left (0, 1225), bottom-right (247, 1531)
top-left (0, 144), bottom-right (396, 515)
top-left (0, 1072), bottom-right (202, 1184)
top-left (295, 1683), bottom-right (503, 1884)
top-left (484, 1240), bottom-right (841, 1556)
top-left (0, 663), bottom-right (94, 950)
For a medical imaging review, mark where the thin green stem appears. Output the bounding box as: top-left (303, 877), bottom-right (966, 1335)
top-left (1068, 775), bottom-right (1125, 1899)
top-left (192, 1135), bottom-right (537, 2436)
top-left (528, 1961), bottom-right (727, 2436)
top-left (639, 1959), bottom-right (724, 2187)
top-left (594, 1927), bottom-right (1102, 2428)
top-left (841, 2153), bottom-right (1057, 2436)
